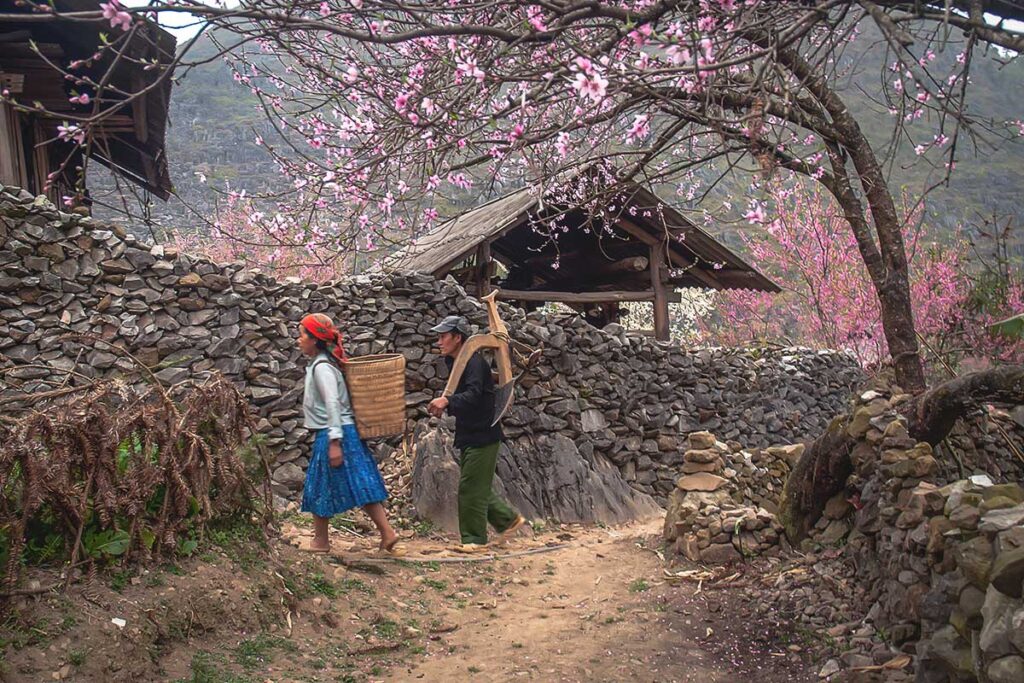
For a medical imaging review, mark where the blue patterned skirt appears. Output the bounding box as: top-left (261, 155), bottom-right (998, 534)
top-left (301, 425), bottom-right (388, 517)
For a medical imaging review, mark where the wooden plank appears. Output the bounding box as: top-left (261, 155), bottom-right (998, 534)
top-left (31, 118), bottom-right (50, 199)
top-left (475, 240), bottom-right (491, 297)
top-left (649, 243), bottom-right (670, 342)
top-left (615, 216), bottom-right (721, 289)
top-left (498, 289), bottom-right (681, 304)
top-left (0, 72), bottom-right (24, 94)
top-left (0, 102), bottom-right (24, 186)
top-left (131, 69), bottom-right (148, 143)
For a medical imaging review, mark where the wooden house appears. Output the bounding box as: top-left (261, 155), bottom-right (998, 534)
top-left (0, 0), bottom-right (175, 204)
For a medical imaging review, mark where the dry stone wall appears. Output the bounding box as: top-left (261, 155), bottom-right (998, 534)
top-left (2, 186), bottom-right (865, 520)
top-left (662, 380), bottom-right (1024, 682)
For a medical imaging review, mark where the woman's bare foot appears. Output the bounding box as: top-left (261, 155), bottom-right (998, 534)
top-left (301, 538), bottom-right (330, 553)
top-left (379, 531), bottom-right (400, 552)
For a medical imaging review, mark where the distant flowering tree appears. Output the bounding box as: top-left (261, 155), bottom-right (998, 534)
top-left (6, 1), bottom-right (1024, 390)
top-left (170, 196), bottom-right (346, 282)
top-left (704, 185), bottom-right (1022, 372)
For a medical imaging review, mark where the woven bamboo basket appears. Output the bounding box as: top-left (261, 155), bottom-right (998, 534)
top-left (342, 353), bottom-right (407, 438)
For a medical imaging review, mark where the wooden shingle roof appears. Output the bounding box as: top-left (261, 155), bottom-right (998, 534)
top-left (385, 181), bottom-right (778, 293)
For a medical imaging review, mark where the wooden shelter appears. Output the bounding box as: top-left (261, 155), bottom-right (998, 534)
top-left (0, 1), bottom-right (176, 204)
top-left (386, 179), bottom-right (779, 341)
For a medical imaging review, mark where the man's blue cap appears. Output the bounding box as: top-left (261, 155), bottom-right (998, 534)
top-left (430, 315), bottom-right (472, 336)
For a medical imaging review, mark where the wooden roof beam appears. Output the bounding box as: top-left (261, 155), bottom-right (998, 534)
top-left (498, 289), bottom-right (682, 304)
top-left (613, 216), bottom-right (722, 289)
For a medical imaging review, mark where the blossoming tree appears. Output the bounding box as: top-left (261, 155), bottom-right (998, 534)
top-left (4, 1), bottom-right (1024, 391)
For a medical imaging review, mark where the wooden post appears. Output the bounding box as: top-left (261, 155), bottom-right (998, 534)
top-left (475, 241), bottom-right (491, 297)
top-left (649, 242), bottom-right (670, 341)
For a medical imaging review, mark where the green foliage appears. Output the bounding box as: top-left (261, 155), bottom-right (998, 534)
top-left (83, 528), bottom-right (131, 559)
top-left (306, 573), bottom-right (338, 598)
top-left (628, 578), bottom-right (650, 593)
top-left (234, 634), bottom-right (296, 671)
top-left (989, 312), bottom-right (1024, 340)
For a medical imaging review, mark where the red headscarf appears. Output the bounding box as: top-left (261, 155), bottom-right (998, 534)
top-left (301, 313), bottom-right (347, 365)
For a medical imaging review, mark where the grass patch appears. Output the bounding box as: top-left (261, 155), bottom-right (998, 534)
top-left (372, 619), bottom-right (400, 640)
top-left (338, 577), bottom-right (374, 595)
top-left (234, 634), bottom-right (296, 671)
top-left (178, 650), bottom-right (253, 683)
top-left (628, 578), bottom-right (650, 593)
top-left (109, 569), bottom-right (133, 593)
top-left (307, 573), bottom-right (338, 598)
top-left (422, 578), bottom-right (448, 592)
top-left (206, 516), bottom-right (267, 571)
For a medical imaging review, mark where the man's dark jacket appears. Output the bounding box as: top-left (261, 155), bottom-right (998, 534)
top-left (444, 352), bottom-right (503, 450)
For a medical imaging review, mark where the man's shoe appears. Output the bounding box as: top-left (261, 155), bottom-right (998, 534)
top-left (453, 543), bottom-right (489, 554)
top-left (494, 516), bottom-right (528, 544)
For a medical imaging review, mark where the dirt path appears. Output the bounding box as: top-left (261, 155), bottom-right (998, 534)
top-left (2, 516), bottom-right (818, 682)
top-left (376, 518), bottom-right (815, 683)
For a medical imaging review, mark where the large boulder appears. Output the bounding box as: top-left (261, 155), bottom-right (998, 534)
top-left (411, 425), bottom-right (661, 533)
top-left (497, 432), bottom-right (661, 524)
top-left (410, 426), bottom-right (462, 533)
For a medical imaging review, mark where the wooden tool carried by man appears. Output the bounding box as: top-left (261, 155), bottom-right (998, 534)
top-left (442, 290), bottom-right (542, 425)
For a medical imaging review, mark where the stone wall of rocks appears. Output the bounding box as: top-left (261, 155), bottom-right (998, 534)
top-left (661, 382), bottom-right (1024, 681)
top-left (0, 186), bottom-right (872, 518)
top-left (817, 388), bottom-right (1024, 683)
top-left (794, 388), bottom-right (1024, 682)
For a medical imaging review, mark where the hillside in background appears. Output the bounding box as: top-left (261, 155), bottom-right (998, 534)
top-left (95, 30), bottom-right (1024, 264)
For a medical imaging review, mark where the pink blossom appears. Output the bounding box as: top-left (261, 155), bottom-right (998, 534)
top-left (744, 202), bottom-right (766, 224)
top-left (69, 93), bottom-right (90, 105)
top-left (555, 132), bottom-right (571, 157)
top-left (572, 72), bottom-right (608, 103)
top-left (628, 24), bottom-right (652, 47)
top-left (456, 56), bottom-right (485, 83)
top-left (573, 57), bottom-right (594, 75)
top-left (667, 46), bottom-right (691, 65)
top-left (625, 114), bottom-right (650, 143)
top-left (100, 0), bottom-right (132, 31)
top-left (526, 6), bottom-right (547, 32)
top-left (57, 122), bottom-right (85, 145)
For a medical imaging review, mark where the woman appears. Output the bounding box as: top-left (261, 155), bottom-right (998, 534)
top-left (298, 313), bottom-right (403, 555)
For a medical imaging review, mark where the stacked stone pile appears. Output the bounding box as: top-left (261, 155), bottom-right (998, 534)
top-left (664, 431), bottom-right (790, 564)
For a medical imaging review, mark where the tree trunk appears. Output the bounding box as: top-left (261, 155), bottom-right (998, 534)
top-left (779, 366), bottom-right (1024, 542)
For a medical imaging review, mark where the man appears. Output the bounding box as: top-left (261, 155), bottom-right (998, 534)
top-left (427, 315), bottom-right (526, 552)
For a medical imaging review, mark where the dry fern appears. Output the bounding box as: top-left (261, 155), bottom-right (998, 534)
top-left (0, 370), bottom-right (273, 595)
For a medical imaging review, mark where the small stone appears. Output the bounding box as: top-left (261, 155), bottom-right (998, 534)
top-left (684, 448), bottom-right (721, 464)
top-left (178, 272), bottom-right (203, 287)
top-left (823, 493), bottom-right (852, 520)
top-left (687, 431), bottom-right (717, 450)
top-left (949, 504), bottom-right (982, 530)
top-left (957, 536), bottom-right (994, 589)
top-left (979, 504), bottom-right (1024, 534)
top-left (982, 496), bottom-right (1021, 513)
top-left (818, 658), bottom-right (841, 679)
top-left (676, 473), bottom-right (728, 492)
top-left (990, 547), bottom-right (1024, 599)
top-left (988, 656), bottom-right (1024, 683)
top-left (818, 519), bottom-right (850, 545)
top-left (700, 543), bottom-right (741, 564)
top-left (980, 584), bottom-right (1020, 658)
